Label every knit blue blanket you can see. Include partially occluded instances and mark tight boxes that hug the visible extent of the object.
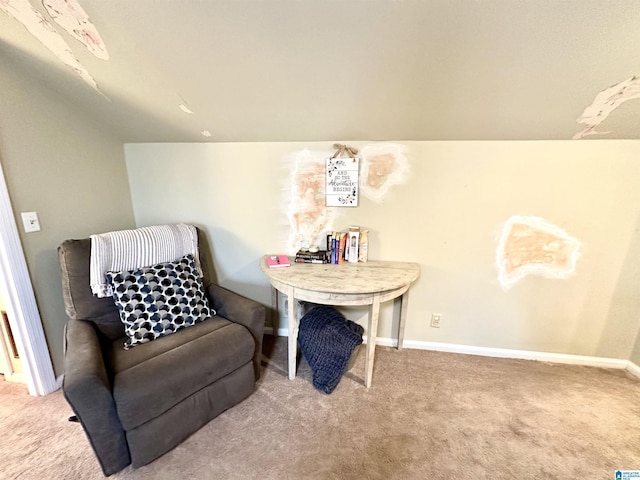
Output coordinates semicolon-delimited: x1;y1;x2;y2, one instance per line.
298;306;364;394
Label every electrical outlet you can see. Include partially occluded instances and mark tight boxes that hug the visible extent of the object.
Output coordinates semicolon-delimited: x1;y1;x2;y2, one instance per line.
21;211;41;233
430;313;442;328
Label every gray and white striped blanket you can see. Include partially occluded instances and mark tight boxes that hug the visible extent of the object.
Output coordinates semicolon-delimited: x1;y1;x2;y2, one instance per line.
90;223;202;298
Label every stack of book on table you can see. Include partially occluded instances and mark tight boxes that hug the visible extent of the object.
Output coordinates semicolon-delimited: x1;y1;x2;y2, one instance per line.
294;249;328;264
294;226;369;265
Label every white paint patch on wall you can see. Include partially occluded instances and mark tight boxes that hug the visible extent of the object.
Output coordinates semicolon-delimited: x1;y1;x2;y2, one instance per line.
0;0;102;93
574;75;640;139
284;149;338;253
42;0;108;60
497;215;581;290
359;143;410;202
284;143;411;253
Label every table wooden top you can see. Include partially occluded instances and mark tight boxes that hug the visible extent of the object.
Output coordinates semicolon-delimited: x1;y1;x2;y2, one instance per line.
260;257;420;294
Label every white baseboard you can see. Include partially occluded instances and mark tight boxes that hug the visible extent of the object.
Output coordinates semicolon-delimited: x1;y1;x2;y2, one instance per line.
627;361;640;379
267;327;290;337
393;338;629;370
4;371;27;384
271;328;636;373
264;326;280;336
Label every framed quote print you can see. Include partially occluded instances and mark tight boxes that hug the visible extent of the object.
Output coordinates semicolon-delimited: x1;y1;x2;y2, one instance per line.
326;157;359;207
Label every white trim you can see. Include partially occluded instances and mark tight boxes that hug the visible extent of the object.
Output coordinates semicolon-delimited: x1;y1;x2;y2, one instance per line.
5;372;27;384
0;161;57;395
0;313;15;380
392;339;629;370
275;328;633;372
0;310;23;383
272;327;289;337
627;361;640;379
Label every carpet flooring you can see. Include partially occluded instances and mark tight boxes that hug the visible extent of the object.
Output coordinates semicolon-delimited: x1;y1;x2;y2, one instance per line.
1;335;639;480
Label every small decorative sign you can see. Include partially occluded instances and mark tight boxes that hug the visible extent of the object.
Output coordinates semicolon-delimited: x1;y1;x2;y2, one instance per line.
326;157;359;206
326;144;360;207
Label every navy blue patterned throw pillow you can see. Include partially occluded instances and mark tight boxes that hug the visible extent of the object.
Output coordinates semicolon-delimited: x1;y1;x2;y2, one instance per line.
106;254;214;349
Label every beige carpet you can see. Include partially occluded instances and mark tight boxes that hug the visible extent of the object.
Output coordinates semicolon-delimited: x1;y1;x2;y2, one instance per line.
1;335;639;480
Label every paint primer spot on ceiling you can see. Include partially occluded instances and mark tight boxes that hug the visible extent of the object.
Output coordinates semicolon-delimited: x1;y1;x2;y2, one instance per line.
0;0;104;94
42;0;109;60
201;130;212;137
574;75;640;139
179;104;195;114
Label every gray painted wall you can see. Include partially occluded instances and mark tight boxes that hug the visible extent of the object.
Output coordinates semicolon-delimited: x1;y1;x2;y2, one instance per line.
2;49;640;382
125;141;640;362
0;60;135;376
632;332;640;365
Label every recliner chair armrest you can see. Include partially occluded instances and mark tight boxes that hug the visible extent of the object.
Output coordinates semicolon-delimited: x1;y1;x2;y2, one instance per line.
63;320;130;476
206;284;265;380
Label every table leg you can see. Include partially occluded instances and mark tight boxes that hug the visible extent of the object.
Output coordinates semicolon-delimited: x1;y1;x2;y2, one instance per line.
397;290;409;350
286;285;297;380
365;295;381;388
271;286;279;333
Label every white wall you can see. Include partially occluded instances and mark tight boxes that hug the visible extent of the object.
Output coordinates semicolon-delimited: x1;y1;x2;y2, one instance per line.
125;140;640;361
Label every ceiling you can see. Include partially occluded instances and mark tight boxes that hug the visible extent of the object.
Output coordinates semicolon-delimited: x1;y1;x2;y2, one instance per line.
1;0;639;143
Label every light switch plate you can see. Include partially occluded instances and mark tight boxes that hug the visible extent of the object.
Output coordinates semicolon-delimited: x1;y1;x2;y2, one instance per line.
21;211;41;233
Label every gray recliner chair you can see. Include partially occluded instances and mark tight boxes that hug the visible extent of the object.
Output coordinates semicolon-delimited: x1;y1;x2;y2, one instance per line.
58;238;264;476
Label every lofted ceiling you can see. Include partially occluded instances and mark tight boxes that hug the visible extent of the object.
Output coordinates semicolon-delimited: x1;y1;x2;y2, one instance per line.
1;0;639;143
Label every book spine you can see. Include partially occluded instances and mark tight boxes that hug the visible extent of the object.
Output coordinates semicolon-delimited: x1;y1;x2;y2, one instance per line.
359;229;369;262
331;236;337;264
348;227;360;263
